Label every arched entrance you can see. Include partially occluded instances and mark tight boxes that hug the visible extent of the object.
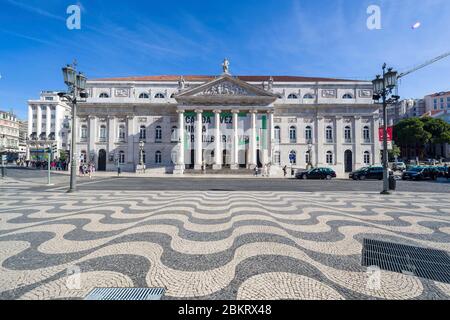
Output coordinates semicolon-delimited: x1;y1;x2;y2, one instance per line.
98;149;107;171
344;150;353;173
223;150;230;168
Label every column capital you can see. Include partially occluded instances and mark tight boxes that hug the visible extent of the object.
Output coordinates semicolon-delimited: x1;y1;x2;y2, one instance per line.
353;116;362;120
176;109;185;114
231;109;240;114
213;109;222;114
335;116;343;120
249;109;258;114
194;109;203;114
88;115;96;120
266;110;274;115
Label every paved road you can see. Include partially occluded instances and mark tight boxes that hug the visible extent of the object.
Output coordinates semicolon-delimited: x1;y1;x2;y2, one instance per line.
2;168;449;193
0;189;449;300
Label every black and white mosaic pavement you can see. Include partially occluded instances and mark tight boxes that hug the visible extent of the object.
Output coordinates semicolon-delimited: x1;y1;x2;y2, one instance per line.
0;187;449;300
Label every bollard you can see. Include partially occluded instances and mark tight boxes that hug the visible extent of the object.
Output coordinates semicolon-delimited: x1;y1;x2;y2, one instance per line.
389;175;396;191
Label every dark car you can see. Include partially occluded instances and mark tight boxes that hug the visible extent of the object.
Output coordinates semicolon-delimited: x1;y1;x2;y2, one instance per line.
434;166;448;178
350;166;392;180
402;167;438;181
296;168;336;180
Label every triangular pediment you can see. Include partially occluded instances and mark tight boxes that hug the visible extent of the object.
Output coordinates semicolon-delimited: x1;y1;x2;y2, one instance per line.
175;75;277;105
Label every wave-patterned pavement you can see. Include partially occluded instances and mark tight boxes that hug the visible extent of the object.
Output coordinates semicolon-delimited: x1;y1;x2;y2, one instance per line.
0;189;449;300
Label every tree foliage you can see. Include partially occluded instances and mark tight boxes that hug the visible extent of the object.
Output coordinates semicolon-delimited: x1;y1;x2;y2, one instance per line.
393;118;431;146
394;117;450;157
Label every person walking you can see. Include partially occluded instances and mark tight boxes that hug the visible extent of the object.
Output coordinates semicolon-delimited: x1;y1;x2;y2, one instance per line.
283;165;287;177
88;163;93;179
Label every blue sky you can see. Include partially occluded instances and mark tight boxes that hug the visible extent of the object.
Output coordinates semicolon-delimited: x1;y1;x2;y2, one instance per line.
1;0;449;119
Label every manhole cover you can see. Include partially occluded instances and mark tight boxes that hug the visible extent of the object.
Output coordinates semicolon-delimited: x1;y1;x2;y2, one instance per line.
85;287;165;300
362;238;450;284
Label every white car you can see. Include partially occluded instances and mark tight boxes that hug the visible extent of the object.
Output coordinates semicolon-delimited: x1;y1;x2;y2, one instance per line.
393;162;406;172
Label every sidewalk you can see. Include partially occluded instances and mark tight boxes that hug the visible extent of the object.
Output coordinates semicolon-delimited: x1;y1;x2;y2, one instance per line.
50;170;291;179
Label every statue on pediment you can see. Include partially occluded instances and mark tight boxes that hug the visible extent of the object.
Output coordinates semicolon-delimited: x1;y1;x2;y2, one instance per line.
268;76;274;91
178;76;185;90
222;58;230;75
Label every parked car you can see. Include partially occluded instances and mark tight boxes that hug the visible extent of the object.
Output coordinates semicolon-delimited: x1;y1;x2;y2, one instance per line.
392;162;406;172
434;166;448;178
402;166;438;181
296;168;336;180
349;166;393;180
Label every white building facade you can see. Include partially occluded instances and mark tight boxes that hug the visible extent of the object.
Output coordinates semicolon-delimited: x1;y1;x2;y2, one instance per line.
75;66;381;177
0;111;20;159
27;91;72;160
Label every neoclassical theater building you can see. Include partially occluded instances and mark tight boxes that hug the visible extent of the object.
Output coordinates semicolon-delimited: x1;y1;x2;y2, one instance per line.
75;61;381;177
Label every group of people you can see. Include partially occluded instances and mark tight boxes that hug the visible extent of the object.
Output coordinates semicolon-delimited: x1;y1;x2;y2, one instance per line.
79;162;96;179
254;163;272;177
16;159;69;171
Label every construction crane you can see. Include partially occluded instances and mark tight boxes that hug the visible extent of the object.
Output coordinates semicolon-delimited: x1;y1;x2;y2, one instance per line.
397;51;450;79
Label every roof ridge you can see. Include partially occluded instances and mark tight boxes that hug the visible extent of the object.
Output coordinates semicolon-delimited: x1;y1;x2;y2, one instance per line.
90;75;363;82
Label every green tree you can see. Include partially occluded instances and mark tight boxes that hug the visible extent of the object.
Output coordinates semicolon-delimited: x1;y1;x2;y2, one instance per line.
394;118;431;145
421;117;450;145
388;143;401;160
59;150;67;161
394;117;450;159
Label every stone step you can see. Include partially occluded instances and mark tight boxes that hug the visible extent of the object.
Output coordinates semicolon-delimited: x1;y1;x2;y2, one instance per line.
184;168;254;175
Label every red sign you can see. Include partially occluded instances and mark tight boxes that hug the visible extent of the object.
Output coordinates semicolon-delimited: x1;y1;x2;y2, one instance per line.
379;127;393;142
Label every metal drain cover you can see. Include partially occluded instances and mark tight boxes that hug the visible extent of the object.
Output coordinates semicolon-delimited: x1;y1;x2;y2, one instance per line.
362;238;450;284
85;287;165;300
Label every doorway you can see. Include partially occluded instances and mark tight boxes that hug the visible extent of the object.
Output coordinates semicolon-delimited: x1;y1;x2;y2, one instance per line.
344;150;353;173
98;149;107;171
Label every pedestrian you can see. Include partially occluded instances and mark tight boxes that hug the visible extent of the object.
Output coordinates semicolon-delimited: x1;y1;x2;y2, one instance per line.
283;165;287;177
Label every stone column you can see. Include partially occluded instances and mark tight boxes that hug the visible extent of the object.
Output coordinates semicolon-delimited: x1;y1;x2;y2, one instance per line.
316;116;324;166
46;106;51;140
107;116;115;156
36;105;42;139
354;116;362;168
213;110;222;170
88;116;96;163
267;110;274;165
249;110;258;169
194;109;203;170
28;105;33;137
174;110;185;174
231;110;240;170
335;116;343;168
372;116;381;165
127;116;135;167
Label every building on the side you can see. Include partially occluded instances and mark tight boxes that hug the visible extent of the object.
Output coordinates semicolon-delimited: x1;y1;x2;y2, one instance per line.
18;120;29;160
384;99;426;125
69;62;381;177
0;110;20;161
422;91;450;159
424;91;450;113
27;91;72;160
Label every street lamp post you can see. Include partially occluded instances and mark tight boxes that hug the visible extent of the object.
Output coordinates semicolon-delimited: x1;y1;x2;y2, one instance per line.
59;62;87;193
307;143;313;169
139;140;145;173
372;64;399;195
